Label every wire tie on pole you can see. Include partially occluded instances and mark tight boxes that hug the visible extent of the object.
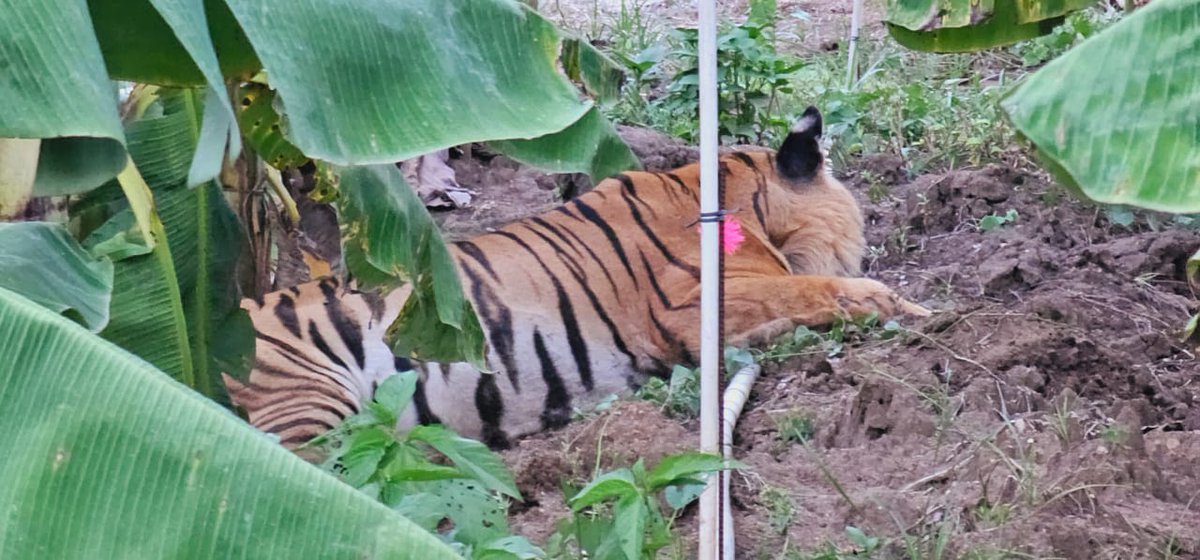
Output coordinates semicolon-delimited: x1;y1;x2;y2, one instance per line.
686;208;738;228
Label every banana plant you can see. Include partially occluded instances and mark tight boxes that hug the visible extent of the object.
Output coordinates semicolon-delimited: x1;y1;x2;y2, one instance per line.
884;0;1200;213
0;285;461;559
884;0;1096;52
0;0;644;555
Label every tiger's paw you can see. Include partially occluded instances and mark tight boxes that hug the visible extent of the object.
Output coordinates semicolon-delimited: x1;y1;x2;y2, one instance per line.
832;278;931;321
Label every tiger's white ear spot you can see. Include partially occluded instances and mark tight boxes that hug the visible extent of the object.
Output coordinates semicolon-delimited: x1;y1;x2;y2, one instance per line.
791;113;819;134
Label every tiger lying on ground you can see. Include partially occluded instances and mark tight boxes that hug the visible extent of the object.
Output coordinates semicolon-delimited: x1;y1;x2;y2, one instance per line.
224;107;929;451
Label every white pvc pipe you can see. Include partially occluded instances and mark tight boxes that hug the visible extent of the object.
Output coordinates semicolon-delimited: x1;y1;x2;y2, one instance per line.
722;363;761;558
696;0;722;556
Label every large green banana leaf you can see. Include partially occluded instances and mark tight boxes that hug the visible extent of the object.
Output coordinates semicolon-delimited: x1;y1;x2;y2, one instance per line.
82;89;253;399
90;0;242;185
0;286;460;560
0;0;127;195
884;0;1094;52
339;164;487;368
3;0;628;195
220;0;592;164
490;107;641;182
0;222;113;331
1002;0;1200;212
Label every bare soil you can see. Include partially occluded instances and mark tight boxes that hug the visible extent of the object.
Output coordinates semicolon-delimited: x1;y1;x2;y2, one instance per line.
432;2;1200;557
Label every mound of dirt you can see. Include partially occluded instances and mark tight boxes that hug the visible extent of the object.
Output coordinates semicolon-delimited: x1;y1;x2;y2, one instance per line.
440;126;1199;558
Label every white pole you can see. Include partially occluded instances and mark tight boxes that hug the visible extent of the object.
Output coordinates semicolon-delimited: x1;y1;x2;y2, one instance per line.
846;0;864;88
697;0;722;556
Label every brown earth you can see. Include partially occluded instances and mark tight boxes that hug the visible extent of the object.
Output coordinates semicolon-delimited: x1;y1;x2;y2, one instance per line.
435;127;1200;558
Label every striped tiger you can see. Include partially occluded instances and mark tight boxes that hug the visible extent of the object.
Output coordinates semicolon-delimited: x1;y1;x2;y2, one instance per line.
224;107;929;451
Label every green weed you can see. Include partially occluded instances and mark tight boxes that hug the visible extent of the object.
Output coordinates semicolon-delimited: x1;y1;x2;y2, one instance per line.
310;372;540;558
636;364;701;419
977;209;1019;232
973;500;1013;528
775;410;816;445
630;7;803;144
757;313;903;363
760;485;796;535
845;526;881;556
863;171;891;204
1101;423;1130;447
546;452;736;560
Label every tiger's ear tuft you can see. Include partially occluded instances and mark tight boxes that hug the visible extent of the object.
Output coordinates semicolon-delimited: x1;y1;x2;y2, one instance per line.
776;105;823;181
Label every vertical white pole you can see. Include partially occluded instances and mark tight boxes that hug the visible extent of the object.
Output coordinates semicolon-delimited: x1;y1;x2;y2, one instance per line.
697;0;721;557
846;0;864;88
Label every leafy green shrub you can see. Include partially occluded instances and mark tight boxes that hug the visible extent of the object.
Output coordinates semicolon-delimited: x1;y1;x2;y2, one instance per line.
653;19;803;144
547;453;735;560
311;372;541;558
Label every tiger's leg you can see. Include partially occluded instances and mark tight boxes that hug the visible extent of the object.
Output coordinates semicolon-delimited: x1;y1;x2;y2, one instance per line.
670;276;929;356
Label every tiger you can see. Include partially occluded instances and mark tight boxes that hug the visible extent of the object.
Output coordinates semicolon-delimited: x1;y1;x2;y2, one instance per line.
223;106;930;451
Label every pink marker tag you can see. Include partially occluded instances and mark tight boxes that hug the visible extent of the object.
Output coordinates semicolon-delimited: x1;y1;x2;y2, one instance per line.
696;216;745;255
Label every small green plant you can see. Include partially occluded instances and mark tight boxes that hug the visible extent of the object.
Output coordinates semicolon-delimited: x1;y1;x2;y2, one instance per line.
775;410;816;445
1154;534;1187;560
760;485;796;535
977;209;1019;232
546;452;736;560
1100;423;1130;447
1105;204;1137;227
574;392;621;421
845;526;881;556
973;500;1012;528
758;484;796;537
1104;204;1200;232
1049;392;1078;449
310;372;541;558
863;171;891;204
606;0;662;59
724;344;757;374
637;364;701;418
900;513;957;560
813;42;1018;174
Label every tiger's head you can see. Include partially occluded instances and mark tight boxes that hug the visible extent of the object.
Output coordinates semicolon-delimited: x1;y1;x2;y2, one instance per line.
725;106;865;277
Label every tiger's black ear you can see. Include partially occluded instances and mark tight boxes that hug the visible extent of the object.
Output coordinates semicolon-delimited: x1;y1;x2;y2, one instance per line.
776;106;823;181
